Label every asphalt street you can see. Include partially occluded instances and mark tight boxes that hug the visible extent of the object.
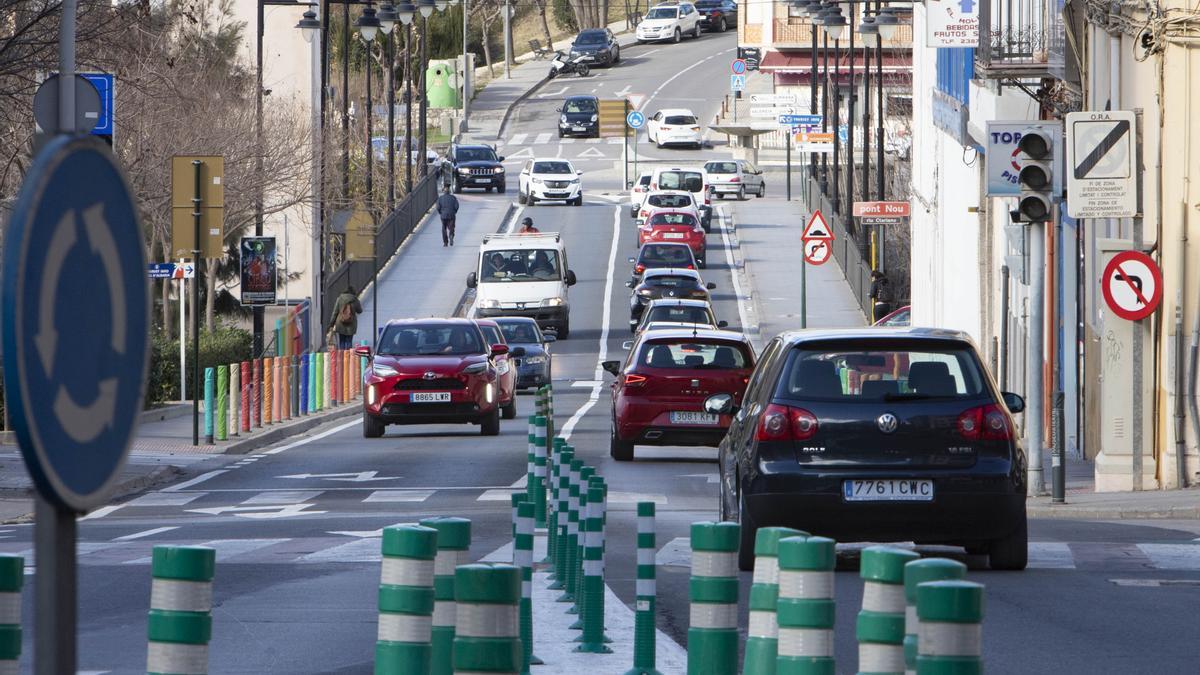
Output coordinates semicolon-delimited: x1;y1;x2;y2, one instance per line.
3;31;1198;674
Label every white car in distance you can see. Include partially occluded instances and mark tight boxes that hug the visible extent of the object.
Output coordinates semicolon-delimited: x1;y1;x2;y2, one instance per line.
703;159;767;200
646;109;703;149
518;159;584;206
629;170;652;211
636;2;703;43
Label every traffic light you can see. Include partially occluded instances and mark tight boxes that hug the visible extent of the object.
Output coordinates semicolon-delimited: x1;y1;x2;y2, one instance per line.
1014;129;1055;223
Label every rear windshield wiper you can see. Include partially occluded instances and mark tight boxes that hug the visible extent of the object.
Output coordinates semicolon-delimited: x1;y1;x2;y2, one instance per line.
882;392;938;401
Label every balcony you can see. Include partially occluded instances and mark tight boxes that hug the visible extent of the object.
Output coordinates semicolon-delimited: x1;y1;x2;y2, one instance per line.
771;19;913;49
976;0;1063;79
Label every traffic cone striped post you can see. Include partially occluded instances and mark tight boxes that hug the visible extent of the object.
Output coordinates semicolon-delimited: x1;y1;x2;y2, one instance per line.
775;535;836;675
624;502;660;675
419;516;472;675
557;459;583;603
569;466;595;617
687;521;740;675
857;547;920;675
274;356;284;420
453;563;521;674
240;361;251;432
203;367;214;444
902;559;966;675
576;476;611;653
147;545;215;675
915;581;984;675
331;349;340;406
549;447;575;590
228;363;239;437
532;416;548;528
744;527;808;675
375;524;438;675
314;352;323;411
324;351;333;409
264;357;274;425
0;554;24;674
514;499;542;673
215;366;228;441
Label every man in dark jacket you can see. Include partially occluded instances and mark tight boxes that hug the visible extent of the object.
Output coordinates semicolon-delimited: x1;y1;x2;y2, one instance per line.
436;185;460;246
330;285;363;349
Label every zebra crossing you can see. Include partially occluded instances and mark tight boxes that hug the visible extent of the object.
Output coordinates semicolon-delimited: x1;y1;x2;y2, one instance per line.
504;133;627;146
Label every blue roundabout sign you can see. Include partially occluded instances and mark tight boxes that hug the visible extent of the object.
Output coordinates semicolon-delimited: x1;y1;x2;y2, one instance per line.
626;111;646;129
1;135;149;511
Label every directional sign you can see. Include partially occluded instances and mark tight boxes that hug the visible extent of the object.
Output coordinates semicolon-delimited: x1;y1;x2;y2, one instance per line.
730;74;746;92
779;114;822;126
853;201;911;225
626;110;646;129
750;94;797;106
148;262;196;280
1101;250;1162;321
803;239;832;266
731;58;747;75
751;106;797;118
1;135;149;511
802;210;834;241
795;131;834;154
1066;110;1137;218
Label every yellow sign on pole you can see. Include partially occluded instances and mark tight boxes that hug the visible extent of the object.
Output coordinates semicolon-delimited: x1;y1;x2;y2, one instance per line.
345;209;376;261
171;155;225;259
598;99;630;138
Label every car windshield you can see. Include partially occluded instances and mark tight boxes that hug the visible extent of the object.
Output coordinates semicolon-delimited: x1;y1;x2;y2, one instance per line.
479;325;504;345
664;115;698;125
878;308;911;326
498;321;542;343
646;7;679;18
648;194;693;208
776;345;987;401
455;147;498;162
640;245;694;266
575;31;606;44
646;306;713;324
637;174;652;187
658;171;704;191
532;161;573;174
564;98;597;113
481;249;562;281
705;161;738;174
645;274;696;288
649;213;697;227
378;325;485;356
638;340;750;369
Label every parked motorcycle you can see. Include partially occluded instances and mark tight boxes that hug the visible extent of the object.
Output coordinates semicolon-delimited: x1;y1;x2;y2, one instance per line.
548;51;590;79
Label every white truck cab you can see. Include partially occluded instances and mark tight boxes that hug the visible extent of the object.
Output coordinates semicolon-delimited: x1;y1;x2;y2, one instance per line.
467;232;578;339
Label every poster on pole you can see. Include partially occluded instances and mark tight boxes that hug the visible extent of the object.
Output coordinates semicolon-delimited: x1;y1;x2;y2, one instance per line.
925;0;979;48
239;236;277;306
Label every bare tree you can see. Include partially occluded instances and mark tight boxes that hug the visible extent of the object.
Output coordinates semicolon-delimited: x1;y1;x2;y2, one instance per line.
477;0;501;76
530;0;555;51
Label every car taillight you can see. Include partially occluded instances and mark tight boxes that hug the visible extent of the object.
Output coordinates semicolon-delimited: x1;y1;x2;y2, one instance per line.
957;404;1011;441
640;210;649;218
635;264;645;273
690;127;700;131
729;177;740;182
623;373;648;387
757;404;818;441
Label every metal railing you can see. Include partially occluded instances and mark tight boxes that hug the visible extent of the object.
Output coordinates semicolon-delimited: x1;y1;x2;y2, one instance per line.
808;178;871;322
977;0;1057;77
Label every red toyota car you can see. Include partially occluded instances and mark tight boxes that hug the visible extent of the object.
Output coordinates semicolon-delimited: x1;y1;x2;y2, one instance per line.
602;328;755;460
638;210;707;267
474;318;520;419
357;318;511;438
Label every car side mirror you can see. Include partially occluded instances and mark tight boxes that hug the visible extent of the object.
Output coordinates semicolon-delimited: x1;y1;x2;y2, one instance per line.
706;282;717;290
704;393;736;416
466;272;478;288
621;340;634;350
626;181;634;188
717;320;729;328
1002;392;1025;414
491;344;510;356
566;270;577;286
510;346;527;357
542;334;557;343
354;345;372;358
601;360;621;376
628;257;636;264
625;280;634;288
498;156;506;162
577;170;584;175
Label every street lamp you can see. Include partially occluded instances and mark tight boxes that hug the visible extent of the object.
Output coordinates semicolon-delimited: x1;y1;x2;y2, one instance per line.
378;3;398;210
858;14;878;203
822;11;846;41
875;8;900;41
417;0;436;18
297;6;321;42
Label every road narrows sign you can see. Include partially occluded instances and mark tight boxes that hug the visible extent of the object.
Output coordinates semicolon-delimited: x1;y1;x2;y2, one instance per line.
1101;250;1161;321
1065;110;1137;218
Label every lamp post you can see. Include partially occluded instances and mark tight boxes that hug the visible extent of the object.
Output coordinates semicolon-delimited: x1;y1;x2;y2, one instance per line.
396;1;415;192
875;7;900;201
378;2;398;210
823;9;845;216
858;14;878;204
297;5;322;353
417;0;436;179
356;4;380;206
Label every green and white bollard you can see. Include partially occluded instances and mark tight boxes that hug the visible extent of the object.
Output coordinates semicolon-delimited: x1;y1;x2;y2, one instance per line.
514;499;542;673
531;416;548;528
147;545;215;675
544;383;555;443
420;516;472;675
0;554;23;674
902;559;966;675
575;476;611;653
557;458;583;602
687;521;740;675
376;524;438;675
915;580;984;675
776;535;836;675
569;466;595;617
624;502;661;675
453;563;522;675
744;527;808;675
549;447;575;590
857;547;920;675
544;437;566;568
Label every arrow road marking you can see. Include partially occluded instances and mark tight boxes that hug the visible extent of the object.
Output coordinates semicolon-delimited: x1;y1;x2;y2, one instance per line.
682;473;720;484
279;471;400;482
35;210;75;374
614;85;631;98
186;503;327;519
1114;263;1150;306
1074;120;1129;179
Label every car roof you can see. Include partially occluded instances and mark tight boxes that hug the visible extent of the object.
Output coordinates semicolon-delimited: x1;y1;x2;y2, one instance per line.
656;108;695;116
473;318;500;327
646;209;697;218
643;321;712;332
481;232;564;249
643;267;701;278
493;316;539;325
640;242;692;251
564;94;598;101
776;326;976;345
385;317;478;328
646;189;694;197
530;157;575;165
639;327;749;343
645;298;710;308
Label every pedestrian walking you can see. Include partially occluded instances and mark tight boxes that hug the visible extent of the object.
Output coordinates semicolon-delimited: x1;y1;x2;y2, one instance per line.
437;185;460;246
869;270;892;323
330;285;363;349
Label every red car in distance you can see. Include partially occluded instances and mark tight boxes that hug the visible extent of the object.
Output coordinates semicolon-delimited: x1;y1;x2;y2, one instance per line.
638;210;707;267
475;318;519;419
357;318;512;438
603;328;755;460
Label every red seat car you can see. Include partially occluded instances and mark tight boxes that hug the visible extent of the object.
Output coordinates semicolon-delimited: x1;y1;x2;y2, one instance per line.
474;318;520;419
357;318;511;438
602;328;755;460
638;210;707;267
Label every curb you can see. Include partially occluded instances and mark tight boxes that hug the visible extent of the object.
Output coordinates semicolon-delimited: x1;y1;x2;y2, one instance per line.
1027;501;1200;520
216;404;360;456
719;205;765;352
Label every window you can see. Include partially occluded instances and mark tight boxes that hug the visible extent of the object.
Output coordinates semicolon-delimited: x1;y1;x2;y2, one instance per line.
638;340;750;369
705;161;739;174
498;321;542;344
481;249;562;282
648;193;693;208
379;325;484;356
648;213;697;227
646;7;678;19
575;30;607;45
532;161;573;174
645;274;697;288
479;325;504;345
646;305;714;325
663;115;698;125
775;345;987;401
564;98;596;113
658;171;704;192
639;244;694;266
455;147;498;162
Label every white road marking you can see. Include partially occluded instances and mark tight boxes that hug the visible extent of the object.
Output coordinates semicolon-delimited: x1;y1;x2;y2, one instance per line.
186;503;327;519
682;473;720;484
576;147;607;159
160;469;229;492
606;492;668;504
300;538;382;563
717;206;754;341
639;48;661;58
571;380;604;387
1028;542;1076;569
113;526;179;541
643;46;736;111
202;538;290;562
560;138;576;144
534;132;552;145
586;137;601;143
1136;543;1200;570
363;489;436;503
481;542;513;563
537;86;567;99
508;133;528;146
614;85;631;97
263;419;358;455
655;537;693;567
279;471;399;482
329;528;385;538
477;488;521;501
127;492;206;507
80;505;124;521
241;490;323;505
560;204;621;440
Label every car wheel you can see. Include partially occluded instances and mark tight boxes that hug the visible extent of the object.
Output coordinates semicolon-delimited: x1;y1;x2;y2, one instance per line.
362;412;385;439
480;407;501;436
693;24;701;39
497;182;506;193
718;17;727;32
501;398;517;420
578;64;590;77
737;489;757;572
757;182;766;198
613;46;620;63
518;189;528;205
572;196;583;206
672;28;681;43
988;511;1028;570
557;319;570;340
453;178;463;194
558;130;564;138
737;186;746;201
610;420;634;461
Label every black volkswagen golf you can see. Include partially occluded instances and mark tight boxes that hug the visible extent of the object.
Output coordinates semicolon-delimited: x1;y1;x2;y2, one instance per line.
705;328;1029;571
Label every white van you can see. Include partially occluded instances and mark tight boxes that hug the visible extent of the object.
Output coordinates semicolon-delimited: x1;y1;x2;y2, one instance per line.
467;232;578;339
648;166;712;230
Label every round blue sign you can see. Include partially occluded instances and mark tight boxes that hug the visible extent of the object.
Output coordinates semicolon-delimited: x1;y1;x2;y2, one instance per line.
1;135;149;511
627;111;646;129
731;59;747;75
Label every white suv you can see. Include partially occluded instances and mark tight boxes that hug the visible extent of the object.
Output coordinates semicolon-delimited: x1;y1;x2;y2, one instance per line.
703;159;766;200
467;233;578;338
518;158;584;206
636;3;703;43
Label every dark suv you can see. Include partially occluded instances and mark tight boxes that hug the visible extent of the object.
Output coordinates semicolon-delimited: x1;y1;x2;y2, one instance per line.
696;0;736;32
443;143;506;193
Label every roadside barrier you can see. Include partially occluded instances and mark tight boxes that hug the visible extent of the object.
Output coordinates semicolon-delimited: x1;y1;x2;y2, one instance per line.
253;358;263;428
544;383;555;444
419;516;472;675
576;476;610;653
688;521;740;675
514;499;541;674
331;349;340;407
240;361;251;432
624;502;660;675
549;447;575;591
569;466;595;617
323;351;332;410
857;547;920;675
344;349;353;400
743;527;807;675
215;366;228;442
316;352;325;412
264;356;274;425
376;524;438;675
453;563;521;674
558;459;583;604
545;438;567;568
286;357;295;420
915;581;983;675
776;535;836;674
299;354;309;415
532;416;548;527
0;554;23;674
903;559;966;675
228;362;239;437
274;356;284;421
203;367;214;444
147;545;215;675
525;416;538;526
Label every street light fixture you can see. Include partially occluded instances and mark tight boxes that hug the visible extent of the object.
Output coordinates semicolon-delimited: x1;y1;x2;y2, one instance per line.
355;4;381;41
377;2;398;32
874;10;900;41
857;15;879;47
435;0;450;11
296;6;321;42
822;12;847;40
417;0;436;18
394;0;416;24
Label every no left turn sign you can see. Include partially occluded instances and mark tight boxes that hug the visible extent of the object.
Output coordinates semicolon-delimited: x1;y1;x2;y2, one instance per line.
1101;250;1162;321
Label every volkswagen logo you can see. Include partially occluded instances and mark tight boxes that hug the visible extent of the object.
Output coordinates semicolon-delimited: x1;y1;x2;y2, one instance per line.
423;371;438;380
876;413;899;434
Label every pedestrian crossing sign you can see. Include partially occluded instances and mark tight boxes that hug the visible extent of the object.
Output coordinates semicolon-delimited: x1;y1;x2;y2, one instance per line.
730;74;746;92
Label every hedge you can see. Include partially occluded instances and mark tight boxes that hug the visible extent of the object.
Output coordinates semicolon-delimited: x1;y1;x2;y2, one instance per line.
147;327;253;408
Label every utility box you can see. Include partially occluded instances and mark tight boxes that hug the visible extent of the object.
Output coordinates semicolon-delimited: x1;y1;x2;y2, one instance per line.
427;59;459;109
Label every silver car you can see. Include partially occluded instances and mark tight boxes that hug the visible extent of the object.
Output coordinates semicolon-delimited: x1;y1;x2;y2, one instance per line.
703;159;765;200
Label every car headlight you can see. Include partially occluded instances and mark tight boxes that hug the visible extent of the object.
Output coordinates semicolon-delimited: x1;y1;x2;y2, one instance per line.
569;178;580;184
638;289;653;297
367;384;378;406
532;177;544;184
478;299;501;309
540;297;565;307
561;115;568;124
524;355;547;365
372;363;398;377
463;362;489;375
590;114;598;122
457;167;471;174
495;167;505;174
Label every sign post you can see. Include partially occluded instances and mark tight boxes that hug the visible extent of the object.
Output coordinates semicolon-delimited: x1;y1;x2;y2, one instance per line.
853;201;911;273
627;109;645;181
799;210;836;327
